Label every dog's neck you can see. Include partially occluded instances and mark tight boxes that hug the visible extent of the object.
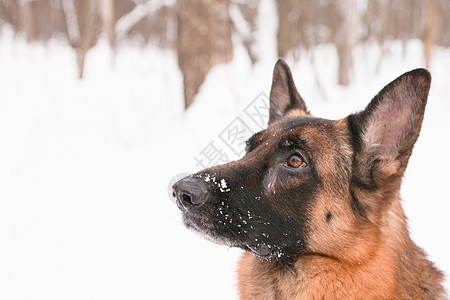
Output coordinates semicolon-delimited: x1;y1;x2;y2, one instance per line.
237;199;421;300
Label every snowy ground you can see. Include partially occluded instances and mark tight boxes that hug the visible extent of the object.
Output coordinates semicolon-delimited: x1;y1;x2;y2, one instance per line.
1;16;450;300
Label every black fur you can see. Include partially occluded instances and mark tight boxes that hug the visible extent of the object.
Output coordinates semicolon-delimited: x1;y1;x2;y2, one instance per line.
177;121;322;267
326;211;332;223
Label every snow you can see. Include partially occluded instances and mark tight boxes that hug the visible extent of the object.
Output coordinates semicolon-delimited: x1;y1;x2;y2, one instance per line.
1;10;450;300
220;179;227;189
219;178;230;192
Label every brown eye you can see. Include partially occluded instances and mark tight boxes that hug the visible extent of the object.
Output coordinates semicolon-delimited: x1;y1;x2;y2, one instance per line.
286;154;305;168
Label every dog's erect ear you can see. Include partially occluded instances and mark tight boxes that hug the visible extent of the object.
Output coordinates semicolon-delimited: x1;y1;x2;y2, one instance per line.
269;59;308;125
350;69;431;184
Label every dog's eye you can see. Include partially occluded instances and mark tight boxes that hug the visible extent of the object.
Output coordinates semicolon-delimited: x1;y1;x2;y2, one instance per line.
285;154;306;169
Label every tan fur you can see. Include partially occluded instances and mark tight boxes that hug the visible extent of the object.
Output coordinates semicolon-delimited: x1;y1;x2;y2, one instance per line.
285;108;310;118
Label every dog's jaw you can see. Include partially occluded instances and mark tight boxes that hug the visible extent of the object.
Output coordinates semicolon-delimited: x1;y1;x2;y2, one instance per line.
246;244;280;262
182;213;242;248
182;213;300;262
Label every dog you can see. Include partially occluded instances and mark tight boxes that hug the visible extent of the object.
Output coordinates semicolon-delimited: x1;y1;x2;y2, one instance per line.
172;59;446;299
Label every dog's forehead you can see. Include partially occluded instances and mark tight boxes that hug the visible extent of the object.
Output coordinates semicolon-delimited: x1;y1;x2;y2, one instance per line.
280;116;333;130
271;116;336;141
247;116;344;155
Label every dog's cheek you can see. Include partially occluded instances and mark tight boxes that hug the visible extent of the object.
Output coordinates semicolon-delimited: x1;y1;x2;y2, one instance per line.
263;167;304;198
262;169;317;242
304;190;380;264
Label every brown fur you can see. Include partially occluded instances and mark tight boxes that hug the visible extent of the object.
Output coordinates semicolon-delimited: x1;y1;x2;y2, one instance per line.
238;118;445;298
236;62;446;299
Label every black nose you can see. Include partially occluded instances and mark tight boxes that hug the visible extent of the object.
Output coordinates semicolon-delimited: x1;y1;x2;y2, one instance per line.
172;176;208;209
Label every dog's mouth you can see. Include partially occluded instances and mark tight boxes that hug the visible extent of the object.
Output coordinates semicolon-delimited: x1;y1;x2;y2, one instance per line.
247;243;274;257
182;210;281;257
181;211;242;247
179;200;295;259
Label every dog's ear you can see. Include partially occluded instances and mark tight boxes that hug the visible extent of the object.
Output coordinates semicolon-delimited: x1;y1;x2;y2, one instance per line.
269;59;308;125
349;69;431;185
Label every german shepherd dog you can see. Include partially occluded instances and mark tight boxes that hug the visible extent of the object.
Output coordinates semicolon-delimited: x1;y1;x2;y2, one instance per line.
173;59;446;299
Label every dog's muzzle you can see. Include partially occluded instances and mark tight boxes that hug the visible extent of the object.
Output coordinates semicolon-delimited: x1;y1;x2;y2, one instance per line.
172;176;208;210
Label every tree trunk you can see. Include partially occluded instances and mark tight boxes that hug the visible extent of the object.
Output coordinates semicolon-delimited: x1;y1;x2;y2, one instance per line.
77;0;93;78
177;0;233;109
20;0;37;42
100;0;115;50
424;0;439;69
336;0;358;86
276;0;303;60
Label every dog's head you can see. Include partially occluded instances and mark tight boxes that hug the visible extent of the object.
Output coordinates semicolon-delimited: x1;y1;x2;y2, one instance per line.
173;59;430;266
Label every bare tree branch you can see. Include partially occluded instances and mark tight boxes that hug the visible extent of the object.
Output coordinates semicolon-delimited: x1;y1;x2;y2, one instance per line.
115;0;175;42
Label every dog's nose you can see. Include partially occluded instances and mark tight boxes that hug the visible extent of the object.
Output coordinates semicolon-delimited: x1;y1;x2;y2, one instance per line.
172;176;208;209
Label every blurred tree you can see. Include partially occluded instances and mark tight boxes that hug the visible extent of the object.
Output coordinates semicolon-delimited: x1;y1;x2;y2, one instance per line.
62;0;96;79
1;0;450;85
229;0;259;64
62;0;80;45
20;0;38;41
114;0;176;48
10;0;64;42
177;0;233;109
100;0;115;50
424;0;440;68
276;0;303;60
75;0;94;79
438;0;450;46
276;0;338;60
0;0;21;30
336;0;358;85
